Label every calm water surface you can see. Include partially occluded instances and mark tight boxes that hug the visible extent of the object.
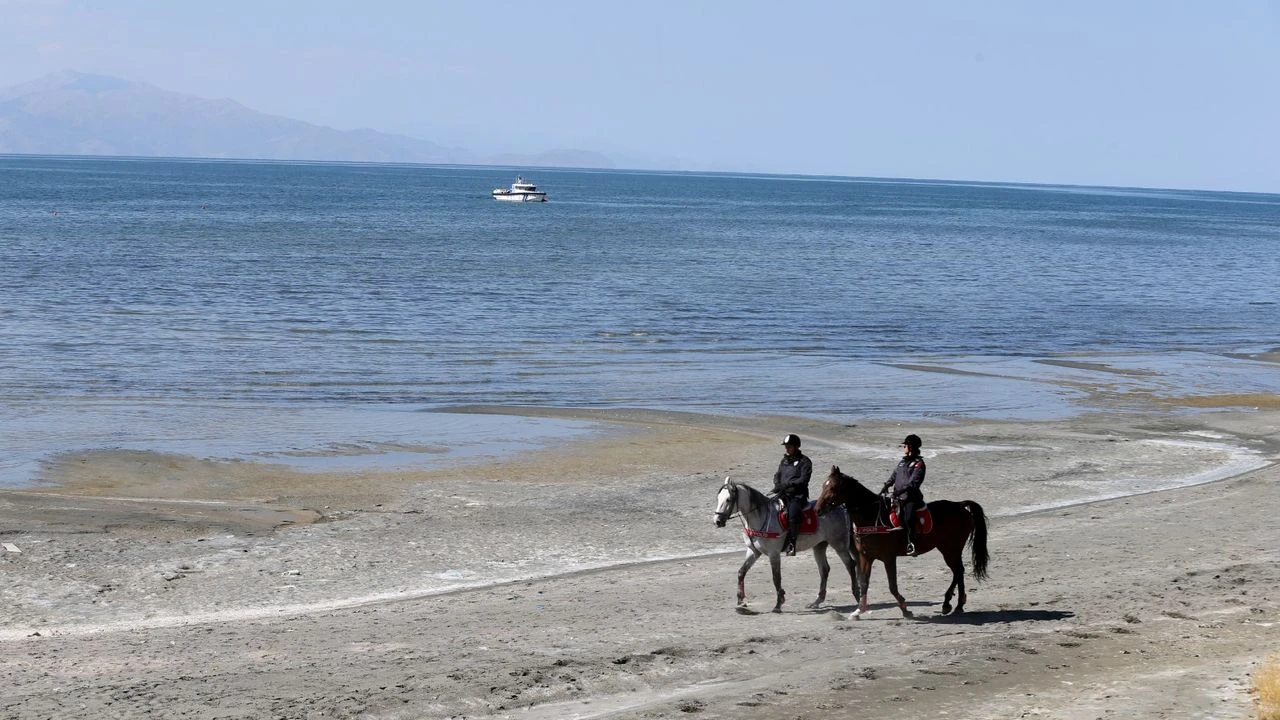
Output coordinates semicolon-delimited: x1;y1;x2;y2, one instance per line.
2;157;1278;483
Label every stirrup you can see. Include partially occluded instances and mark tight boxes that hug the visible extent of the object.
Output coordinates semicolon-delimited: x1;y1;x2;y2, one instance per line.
905;542;916;556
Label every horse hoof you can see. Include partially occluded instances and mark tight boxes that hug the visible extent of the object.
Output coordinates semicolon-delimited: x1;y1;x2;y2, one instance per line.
902;610;915;619
771;607;783;614
805;600;821;610
941;604;952;615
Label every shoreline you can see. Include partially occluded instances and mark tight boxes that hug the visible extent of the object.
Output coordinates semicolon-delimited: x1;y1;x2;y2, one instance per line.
13;402;1276;510
3;344;1277;489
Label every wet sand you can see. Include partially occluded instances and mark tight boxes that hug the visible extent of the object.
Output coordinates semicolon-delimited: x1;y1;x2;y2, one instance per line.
1;407;1278;718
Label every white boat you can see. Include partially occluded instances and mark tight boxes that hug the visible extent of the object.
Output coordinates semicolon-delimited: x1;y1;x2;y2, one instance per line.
492;176;548;202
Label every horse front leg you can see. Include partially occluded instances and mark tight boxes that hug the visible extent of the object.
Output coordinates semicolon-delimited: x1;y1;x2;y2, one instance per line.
883;556;913;619
769;551;786;613
806;542;831;609
737;548;760;606
848;554;874;618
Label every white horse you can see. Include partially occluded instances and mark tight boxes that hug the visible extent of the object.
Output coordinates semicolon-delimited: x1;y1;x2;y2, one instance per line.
712;476;861;613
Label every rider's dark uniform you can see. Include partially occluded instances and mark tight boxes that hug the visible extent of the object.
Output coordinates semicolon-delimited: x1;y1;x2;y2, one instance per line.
884;452;926;553
773;449;812;555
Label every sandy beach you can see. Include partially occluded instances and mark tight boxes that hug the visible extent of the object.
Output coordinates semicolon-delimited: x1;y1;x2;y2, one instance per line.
2;404;1278;719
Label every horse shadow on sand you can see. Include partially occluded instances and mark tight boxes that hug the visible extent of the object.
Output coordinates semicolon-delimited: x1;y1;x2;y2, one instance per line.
804;602;1074;625
923;607;1074;625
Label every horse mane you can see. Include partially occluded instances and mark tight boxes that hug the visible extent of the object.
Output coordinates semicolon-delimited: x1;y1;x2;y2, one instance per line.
732;480;771;508
829;466;880;507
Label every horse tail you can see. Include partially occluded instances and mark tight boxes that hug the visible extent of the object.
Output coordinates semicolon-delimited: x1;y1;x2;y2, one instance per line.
962;500;990;581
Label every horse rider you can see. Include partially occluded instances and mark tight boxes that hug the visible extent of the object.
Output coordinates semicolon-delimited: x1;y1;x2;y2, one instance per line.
882;433;926;555
773;433;812;556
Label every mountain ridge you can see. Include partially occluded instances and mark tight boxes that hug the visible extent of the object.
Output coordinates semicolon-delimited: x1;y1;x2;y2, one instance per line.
0;71;620;169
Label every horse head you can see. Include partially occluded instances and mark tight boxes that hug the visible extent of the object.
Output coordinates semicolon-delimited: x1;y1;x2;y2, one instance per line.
814;465;844;515
816;465;879;516
713;476;737;527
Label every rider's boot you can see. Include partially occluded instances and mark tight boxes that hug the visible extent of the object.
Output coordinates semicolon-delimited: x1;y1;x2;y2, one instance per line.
783;533;797;556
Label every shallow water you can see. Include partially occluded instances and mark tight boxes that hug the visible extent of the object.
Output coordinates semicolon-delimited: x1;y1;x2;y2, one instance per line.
2;157;1278;483
0;401;601;487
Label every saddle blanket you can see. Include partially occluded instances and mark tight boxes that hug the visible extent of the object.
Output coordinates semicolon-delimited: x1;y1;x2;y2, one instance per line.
857;506;935;536
743;502;820;539
889;506;934;535
777;503;819;535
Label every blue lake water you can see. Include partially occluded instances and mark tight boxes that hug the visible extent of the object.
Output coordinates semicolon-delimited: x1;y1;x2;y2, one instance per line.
2;156;1278;484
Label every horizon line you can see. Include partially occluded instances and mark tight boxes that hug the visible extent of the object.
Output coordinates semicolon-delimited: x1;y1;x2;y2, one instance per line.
3;152;1278;200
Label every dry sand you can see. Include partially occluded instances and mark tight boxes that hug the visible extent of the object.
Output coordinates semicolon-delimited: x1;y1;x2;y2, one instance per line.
2;406;1278;719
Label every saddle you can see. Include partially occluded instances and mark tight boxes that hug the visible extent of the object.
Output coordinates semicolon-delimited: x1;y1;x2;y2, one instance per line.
889;505;934;535
776;501;819;535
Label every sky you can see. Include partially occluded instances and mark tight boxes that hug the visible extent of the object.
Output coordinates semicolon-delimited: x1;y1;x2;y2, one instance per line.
2;0;1279;193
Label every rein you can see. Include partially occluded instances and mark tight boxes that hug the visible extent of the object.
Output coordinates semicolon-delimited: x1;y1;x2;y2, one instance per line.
719;482;776;534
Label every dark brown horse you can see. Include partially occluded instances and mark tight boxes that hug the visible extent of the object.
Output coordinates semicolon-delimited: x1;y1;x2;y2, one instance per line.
815;465;988;618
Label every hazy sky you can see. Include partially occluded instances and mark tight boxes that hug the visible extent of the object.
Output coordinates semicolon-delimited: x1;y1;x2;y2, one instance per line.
3;0;1279;192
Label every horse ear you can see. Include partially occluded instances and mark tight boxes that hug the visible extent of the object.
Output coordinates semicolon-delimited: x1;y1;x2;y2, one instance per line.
723;475;731;486
831;465;840;473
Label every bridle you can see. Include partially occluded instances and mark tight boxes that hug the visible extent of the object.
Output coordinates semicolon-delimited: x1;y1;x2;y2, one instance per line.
815;476;839;516
714;482;741;527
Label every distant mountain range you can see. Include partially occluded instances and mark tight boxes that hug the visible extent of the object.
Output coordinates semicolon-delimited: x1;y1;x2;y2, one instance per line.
0;71;622;169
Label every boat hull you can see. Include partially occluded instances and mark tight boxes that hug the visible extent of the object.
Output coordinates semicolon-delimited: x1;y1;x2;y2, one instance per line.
492;191;548;202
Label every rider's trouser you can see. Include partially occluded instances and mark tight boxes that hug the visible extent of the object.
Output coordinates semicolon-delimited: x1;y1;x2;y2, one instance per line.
783;495;805;548
897;497;921;547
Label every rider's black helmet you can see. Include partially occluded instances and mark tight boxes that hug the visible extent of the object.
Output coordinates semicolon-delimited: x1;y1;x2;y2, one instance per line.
781;434;801;448
902;434;922;451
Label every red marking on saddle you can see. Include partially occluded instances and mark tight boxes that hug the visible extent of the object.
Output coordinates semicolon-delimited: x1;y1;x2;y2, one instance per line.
777;506;819;534
744;528;781;539
888;507;934;534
